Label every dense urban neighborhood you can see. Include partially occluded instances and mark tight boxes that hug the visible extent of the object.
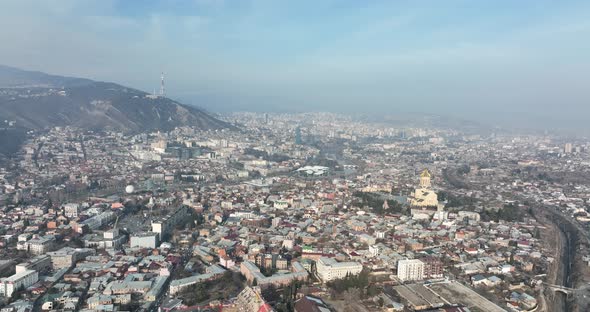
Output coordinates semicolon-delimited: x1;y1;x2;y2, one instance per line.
1;112;590;312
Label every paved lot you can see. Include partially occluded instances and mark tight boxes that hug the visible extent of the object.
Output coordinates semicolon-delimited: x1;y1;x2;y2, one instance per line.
427;281;507;312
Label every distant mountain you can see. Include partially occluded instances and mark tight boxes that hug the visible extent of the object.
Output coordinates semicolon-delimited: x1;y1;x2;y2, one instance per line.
0;65;93;88
0;65;233;133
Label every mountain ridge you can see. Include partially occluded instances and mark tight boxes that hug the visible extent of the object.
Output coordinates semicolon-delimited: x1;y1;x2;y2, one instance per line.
0;65;233;133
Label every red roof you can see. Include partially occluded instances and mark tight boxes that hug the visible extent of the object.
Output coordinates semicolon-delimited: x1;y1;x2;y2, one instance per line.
258;303;273;312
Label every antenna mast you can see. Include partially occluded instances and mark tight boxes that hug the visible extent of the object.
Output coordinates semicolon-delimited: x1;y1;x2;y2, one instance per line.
159;72;165;96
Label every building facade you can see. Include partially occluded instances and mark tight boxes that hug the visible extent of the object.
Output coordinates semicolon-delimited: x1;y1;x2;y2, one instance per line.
130;232;160;249
27;235;56;255
0;269;39;297
397;259;425;282
316;257;363;282
422;257;444;279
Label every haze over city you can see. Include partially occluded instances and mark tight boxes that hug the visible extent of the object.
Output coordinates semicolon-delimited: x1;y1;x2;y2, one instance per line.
2;2;590;312
1;0;590;129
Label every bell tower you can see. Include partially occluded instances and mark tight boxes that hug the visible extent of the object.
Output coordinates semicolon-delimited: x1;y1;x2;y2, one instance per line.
419;169;431;188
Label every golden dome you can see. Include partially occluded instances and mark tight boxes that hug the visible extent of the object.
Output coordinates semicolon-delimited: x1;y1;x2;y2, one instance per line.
420;169;431;178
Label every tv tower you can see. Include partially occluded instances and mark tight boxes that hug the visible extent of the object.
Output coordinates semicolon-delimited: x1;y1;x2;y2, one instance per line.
159;72;165;96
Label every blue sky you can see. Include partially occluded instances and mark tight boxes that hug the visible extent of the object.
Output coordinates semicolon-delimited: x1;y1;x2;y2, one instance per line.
1;0;590;125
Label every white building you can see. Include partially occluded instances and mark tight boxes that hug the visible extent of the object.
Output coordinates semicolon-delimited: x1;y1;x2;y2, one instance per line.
64;203;80;218
17;233;32;242
282;239;294;250
130;232;160;249
77;211;116;233
369;245;380;257
103;229;127;249
316;257;363;282
16;255;51;273
219;257;235;268
397;259;424;282
273;200;289;209
47;247;95;269
0;269;39;297
27;235;56;255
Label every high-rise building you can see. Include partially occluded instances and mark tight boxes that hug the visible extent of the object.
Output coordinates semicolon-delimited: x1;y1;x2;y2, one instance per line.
397;259;424;282
565;143;573;154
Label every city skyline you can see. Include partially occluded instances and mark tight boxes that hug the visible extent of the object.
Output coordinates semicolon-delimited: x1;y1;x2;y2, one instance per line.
3;2;590;311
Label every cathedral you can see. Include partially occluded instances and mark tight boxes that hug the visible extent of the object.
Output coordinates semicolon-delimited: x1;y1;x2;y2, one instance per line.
410;169;446;220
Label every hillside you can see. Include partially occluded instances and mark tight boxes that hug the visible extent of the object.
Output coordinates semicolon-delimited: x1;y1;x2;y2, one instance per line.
0;65;232;133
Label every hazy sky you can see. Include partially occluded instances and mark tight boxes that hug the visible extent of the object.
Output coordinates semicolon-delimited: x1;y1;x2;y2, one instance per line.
1;0;590;124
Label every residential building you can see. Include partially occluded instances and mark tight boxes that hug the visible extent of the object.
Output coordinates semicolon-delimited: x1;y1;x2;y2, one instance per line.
0;270;39;297
27;235;56;255
130;232;160;249
316;257;363;282
397;259;424;282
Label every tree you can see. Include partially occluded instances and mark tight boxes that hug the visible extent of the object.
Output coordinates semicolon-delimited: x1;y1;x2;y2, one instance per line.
181;282;209;305
497;203;522;222
343;288;361;303
326;268;370;295
438;191;448;202
366;284;380;297
457;164;471;175
352;192;405;215
261;285;280;303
